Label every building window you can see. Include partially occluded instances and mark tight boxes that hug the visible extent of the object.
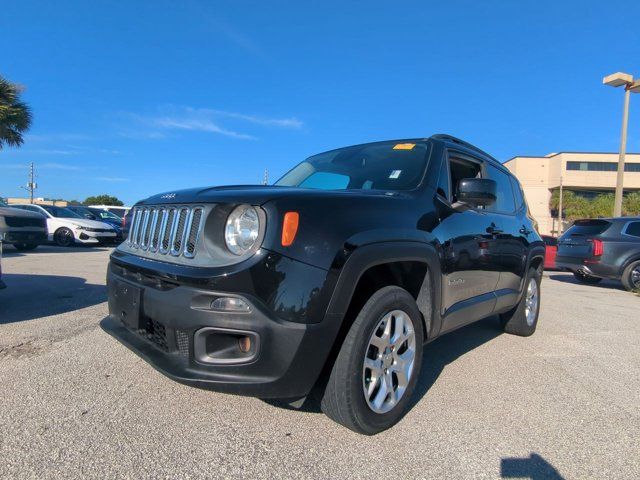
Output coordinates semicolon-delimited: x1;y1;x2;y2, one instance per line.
566;161;640;172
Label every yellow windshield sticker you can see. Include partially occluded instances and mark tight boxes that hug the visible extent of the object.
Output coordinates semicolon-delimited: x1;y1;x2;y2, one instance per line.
393;143;416;150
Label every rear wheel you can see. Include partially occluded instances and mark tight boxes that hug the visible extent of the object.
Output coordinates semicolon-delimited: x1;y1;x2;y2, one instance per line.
13;243;38;251
572;271;602;284
500;267;541;337
54;227;75;247
621;260;640;292
321;286;424;435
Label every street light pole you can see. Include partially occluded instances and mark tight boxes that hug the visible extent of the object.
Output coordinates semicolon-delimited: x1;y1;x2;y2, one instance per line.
613;87;631;217
603;72;639;217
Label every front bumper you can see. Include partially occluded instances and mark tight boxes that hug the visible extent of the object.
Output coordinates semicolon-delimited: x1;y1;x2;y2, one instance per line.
76;231;117;244
2;230;47;244
101;251;341;399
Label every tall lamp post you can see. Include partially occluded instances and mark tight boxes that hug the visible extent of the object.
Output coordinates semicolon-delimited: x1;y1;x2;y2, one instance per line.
603;72;640;217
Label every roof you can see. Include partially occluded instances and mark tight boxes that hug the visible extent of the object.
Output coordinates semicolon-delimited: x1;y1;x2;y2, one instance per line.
504;151;640;163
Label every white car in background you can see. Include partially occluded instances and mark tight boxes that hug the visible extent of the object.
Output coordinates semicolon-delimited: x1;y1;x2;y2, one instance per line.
11;204;116;247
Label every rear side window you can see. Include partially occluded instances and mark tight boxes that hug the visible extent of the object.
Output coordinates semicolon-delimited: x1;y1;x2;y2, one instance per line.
486;164;516;214
564;219;611;236
624;221;640;237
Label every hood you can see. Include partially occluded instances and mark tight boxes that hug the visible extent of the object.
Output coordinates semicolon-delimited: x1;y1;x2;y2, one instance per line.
0;206;46;219
65;218;114;229
138;184;403;206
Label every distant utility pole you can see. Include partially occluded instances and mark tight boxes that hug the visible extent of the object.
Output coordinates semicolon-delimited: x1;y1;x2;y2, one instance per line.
20;162;37;203
262;168;269;186
558;175;564;235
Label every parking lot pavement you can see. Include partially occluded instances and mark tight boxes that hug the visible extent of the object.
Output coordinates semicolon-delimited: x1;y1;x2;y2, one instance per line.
0;246;638;479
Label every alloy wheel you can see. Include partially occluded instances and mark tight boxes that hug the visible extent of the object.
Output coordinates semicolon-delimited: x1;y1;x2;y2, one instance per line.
525;278;539;326
631;266;640;289
362;310;416;414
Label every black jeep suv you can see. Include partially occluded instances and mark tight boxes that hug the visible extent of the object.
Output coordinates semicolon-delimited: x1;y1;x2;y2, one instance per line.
102;135;544;434
556;217;640;291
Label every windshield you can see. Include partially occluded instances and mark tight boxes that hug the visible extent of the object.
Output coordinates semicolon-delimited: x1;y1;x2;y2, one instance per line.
41;205;82;218
89;208;121;220
275;141;430;191
562;219;611;237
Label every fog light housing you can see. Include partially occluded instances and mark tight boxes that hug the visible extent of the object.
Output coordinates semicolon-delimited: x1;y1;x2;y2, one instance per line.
210;297;251;313
238;336;251;353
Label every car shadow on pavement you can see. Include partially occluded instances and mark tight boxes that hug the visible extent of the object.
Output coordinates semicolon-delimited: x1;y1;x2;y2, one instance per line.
266;315;503;414
0;273;105;324
501;453;565;479
2;244;113;258
547;273;623;291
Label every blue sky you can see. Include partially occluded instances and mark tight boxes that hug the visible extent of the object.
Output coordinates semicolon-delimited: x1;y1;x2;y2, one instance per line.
2;0;640;205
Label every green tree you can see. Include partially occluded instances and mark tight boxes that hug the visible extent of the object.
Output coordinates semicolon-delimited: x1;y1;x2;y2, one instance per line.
0;76;32;150
83;194;124;206
623;192;640;216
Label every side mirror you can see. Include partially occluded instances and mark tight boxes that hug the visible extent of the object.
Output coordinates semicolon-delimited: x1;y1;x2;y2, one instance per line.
453;178;496;211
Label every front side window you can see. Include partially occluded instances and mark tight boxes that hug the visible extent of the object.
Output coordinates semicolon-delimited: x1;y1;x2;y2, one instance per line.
276;141;430;191
486;165;516;214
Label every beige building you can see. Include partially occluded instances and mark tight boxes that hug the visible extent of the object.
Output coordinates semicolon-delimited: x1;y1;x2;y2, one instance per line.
504;152;640;235
6;198;68;206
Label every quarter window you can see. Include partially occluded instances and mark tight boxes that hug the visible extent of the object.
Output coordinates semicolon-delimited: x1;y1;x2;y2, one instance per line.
625;222;640;237
486;165;516;214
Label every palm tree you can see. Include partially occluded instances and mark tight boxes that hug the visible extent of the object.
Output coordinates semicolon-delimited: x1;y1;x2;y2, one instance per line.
0;76;32;150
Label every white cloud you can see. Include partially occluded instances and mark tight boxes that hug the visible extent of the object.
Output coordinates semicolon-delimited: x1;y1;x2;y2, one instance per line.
94;176;130;183
199;109;303;129
154;117;256;140
40;163;85;171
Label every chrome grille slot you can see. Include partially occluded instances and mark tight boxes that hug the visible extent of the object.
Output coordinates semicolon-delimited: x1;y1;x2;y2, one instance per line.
161;208;176;254
136;208;149;247
127;209;139;244
170;208;189;256
150;208;165;252
184;207;203;258
125;204;205;260
141;207;156;250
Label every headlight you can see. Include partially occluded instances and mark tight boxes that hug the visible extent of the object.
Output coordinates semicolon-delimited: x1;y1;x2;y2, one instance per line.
225;205;260;256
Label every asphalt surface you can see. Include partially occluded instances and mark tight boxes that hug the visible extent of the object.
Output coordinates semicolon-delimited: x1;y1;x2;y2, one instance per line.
0;245;638;479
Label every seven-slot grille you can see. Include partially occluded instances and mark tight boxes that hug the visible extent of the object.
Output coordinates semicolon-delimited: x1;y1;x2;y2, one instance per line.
127;205;204;258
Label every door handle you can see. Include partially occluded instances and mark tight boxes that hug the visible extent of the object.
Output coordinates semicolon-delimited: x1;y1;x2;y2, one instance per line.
486;225;503;235
519;226;532;236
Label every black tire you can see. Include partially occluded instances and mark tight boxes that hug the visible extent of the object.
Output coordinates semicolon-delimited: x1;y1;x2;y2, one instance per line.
13;243;38;251
321;286;424;435
621;260;640;292
54;227;75;247
500;267;541;337
572;271;602;284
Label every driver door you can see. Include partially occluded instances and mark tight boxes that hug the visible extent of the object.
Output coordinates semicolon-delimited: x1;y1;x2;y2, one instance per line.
432;152;500;333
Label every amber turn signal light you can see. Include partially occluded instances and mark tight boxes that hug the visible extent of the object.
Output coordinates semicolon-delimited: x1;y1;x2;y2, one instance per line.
281;212;299;246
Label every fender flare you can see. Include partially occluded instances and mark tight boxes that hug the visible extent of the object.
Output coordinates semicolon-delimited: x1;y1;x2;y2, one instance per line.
324;241;442;340
619;254;640;277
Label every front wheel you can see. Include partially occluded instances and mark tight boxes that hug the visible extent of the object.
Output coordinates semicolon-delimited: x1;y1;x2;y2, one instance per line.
572;271;602;284
321;286;424;435
54;227;75;247
13;243;38;251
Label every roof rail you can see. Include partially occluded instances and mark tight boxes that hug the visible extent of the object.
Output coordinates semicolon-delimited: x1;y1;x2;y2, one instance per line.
430;134;497;161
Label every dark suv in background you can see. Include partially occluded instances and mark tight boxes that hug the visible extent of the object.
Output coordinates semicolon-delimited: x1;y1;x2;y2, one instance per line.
102;135;544;434
556;217;640;291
